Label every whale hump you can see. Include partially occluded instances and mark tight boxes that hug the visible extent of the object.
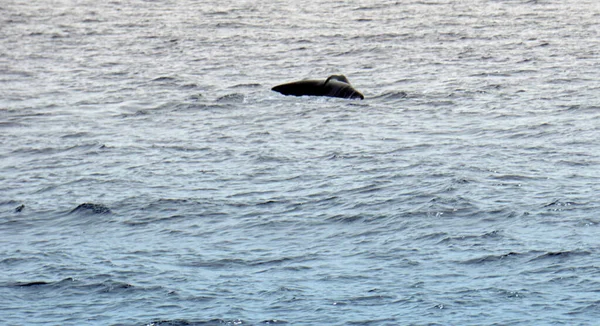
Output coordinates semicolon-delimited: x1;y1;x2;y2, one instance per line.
324;75;351;85
272;75;363;100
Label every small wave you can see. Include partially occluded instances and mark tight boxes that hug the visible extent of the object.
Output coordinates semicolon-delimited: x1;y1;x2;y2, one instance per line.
173;103;228;112
543;199;580;208
229;83;262;89
0;121;25;128
260;320;288;324
181;83;200;89
414;231;449;241
60;132;90;139
438;230;504;244
145;319;244;326
529;250;591;262
461;252;522;264
97;280;136;293
347;318;398;325
0;200;24;207
14;281;51;287
152;76;177;82
370;91;408;100
216;93;245;103
11;142;102;156
151;144;212;153
10;277;75;288
490;174;539;181
119;110;151;118
348;294;397;304
326;214;364;223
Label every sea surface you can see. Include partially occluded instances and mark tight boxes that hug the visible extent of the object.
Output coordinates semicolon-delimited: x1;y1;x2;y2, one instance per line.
1;0;600;325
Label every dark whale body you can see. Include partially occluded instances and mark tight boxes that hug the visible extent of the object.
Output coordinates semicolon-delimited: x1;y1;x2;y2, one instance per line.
272;75;364;100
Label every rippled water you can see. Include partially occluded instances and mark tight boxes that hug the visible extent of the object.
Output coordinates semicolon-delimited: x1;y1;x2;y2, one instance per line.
2;0;600;325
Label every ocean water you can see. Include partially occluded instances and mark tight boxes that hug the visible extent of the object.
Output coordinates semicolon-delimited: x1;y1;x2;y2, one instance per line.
1;0;600;324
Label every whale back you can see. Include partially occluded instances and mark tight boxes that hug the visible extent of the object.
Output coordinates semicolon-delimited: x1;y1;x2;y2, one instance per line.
271;80;329;97
272;75;364;100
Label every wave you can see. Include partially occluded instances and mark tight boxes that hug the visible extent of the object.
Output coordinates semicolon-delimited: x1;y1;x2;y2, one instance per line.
216;93;245;103
142;319;248;326
460;249;592;265
529;250;592;262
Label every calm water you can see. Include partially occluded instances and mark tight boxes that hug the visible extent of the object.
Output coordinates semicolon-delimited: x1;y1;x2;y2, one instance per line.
2;0;600;325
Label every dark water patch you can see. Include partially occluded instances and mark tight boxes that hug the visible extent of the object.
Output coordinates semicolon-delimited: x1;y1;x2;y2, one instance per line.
70;203;112;214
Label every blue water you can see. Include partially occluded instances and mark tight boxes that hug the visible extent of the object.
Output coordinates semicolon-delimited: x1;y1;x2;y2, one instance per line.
2;0;600;325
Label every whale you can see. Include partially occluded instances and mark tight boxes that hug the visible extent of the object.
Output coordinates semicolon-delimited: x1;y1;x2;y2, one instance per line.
272;75;364;100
